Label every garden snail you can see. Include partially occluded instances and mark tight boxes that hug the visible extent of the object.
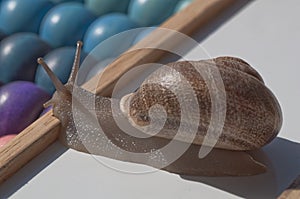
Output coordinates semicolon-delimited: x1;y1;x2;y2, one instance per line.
37;41;282;176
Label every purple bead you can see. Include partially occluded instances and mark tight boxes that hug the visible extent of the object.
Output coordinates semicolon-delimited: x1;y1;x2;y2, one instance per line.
39;106;52;117
0;81;50;136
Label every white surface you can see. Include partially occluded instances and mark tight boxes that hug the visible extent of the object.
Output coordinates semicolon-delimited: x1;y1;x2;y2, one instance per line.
1;1;300;198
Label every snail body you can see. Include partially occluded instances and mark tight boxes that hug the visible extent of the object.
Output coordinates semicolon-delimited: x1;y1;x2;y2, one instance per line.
38;42;282;176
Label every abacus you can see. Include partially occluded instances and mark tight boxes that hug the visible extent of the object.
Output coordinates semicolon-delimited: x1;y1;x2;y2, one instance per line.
0;0;298;198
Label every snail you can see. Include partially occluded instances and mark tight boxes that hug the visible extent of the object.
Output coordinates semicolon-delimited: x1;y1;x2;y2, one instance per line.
37;41;282;176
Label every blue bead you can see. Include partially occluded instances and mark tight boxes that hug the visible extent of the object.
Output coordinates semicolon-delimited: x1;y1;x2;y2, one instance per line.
35;47;86;94
128;0;180;26
39;2;96;48
174;0;193;13
50;0;83;3
0;33;52;83
84;57;116;82
0;30;6;41
0;0;54;34
83;13;138;53
85;0;130;16
132;27;156;45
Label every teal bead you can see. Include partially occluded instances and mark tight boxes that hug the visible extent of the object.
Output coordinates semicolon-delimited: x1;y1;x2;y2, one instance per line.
0;31;6;41
128;0;180;26
132;27;156;45
84;57;115;82
39;2;96;48
174;0;194;13
0;33;52;83
85;0;130;16
35;47;86;94
83;13;138;53
0;0;54;34
50;0;83;3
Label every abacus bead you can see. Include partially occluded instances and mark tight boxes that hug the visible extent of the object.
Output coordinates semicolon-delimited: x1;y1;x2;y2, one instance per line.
132;27;156;45
84;57;115;82
50;0;83;3
128;0;180;26
39;106;52;117
85;0;130;16
0;134;17;147
0;33;52;83
0;0;54;34
174;0;194;13
39;2;96;48
0;81;50;136
35;47;86;94
83;13;138;52
0;30;6;41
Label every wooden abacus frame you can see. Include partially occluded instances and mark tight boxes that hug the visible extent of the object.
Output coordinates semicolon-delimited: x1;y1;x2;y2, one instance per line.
0;0;297;198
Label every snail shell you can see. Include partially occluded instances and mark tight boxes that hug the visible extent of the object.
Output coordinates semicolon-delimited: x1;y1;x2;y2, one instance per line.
38;42;282;176
120;57;282;151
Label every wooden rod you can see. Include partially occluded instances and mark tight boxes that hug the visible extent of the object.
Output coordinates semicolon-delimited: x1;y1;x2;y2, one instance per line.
0;0;235;183
0;111;60;183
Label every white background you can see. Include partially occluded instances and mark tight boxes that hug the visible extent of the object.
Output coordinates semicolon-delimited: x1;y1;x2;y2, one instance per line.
1;0;300;198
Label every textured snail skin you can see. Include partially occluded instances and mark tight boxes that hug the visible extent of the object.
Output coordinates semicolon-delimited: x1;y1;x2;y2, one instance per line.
39;42;282;176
